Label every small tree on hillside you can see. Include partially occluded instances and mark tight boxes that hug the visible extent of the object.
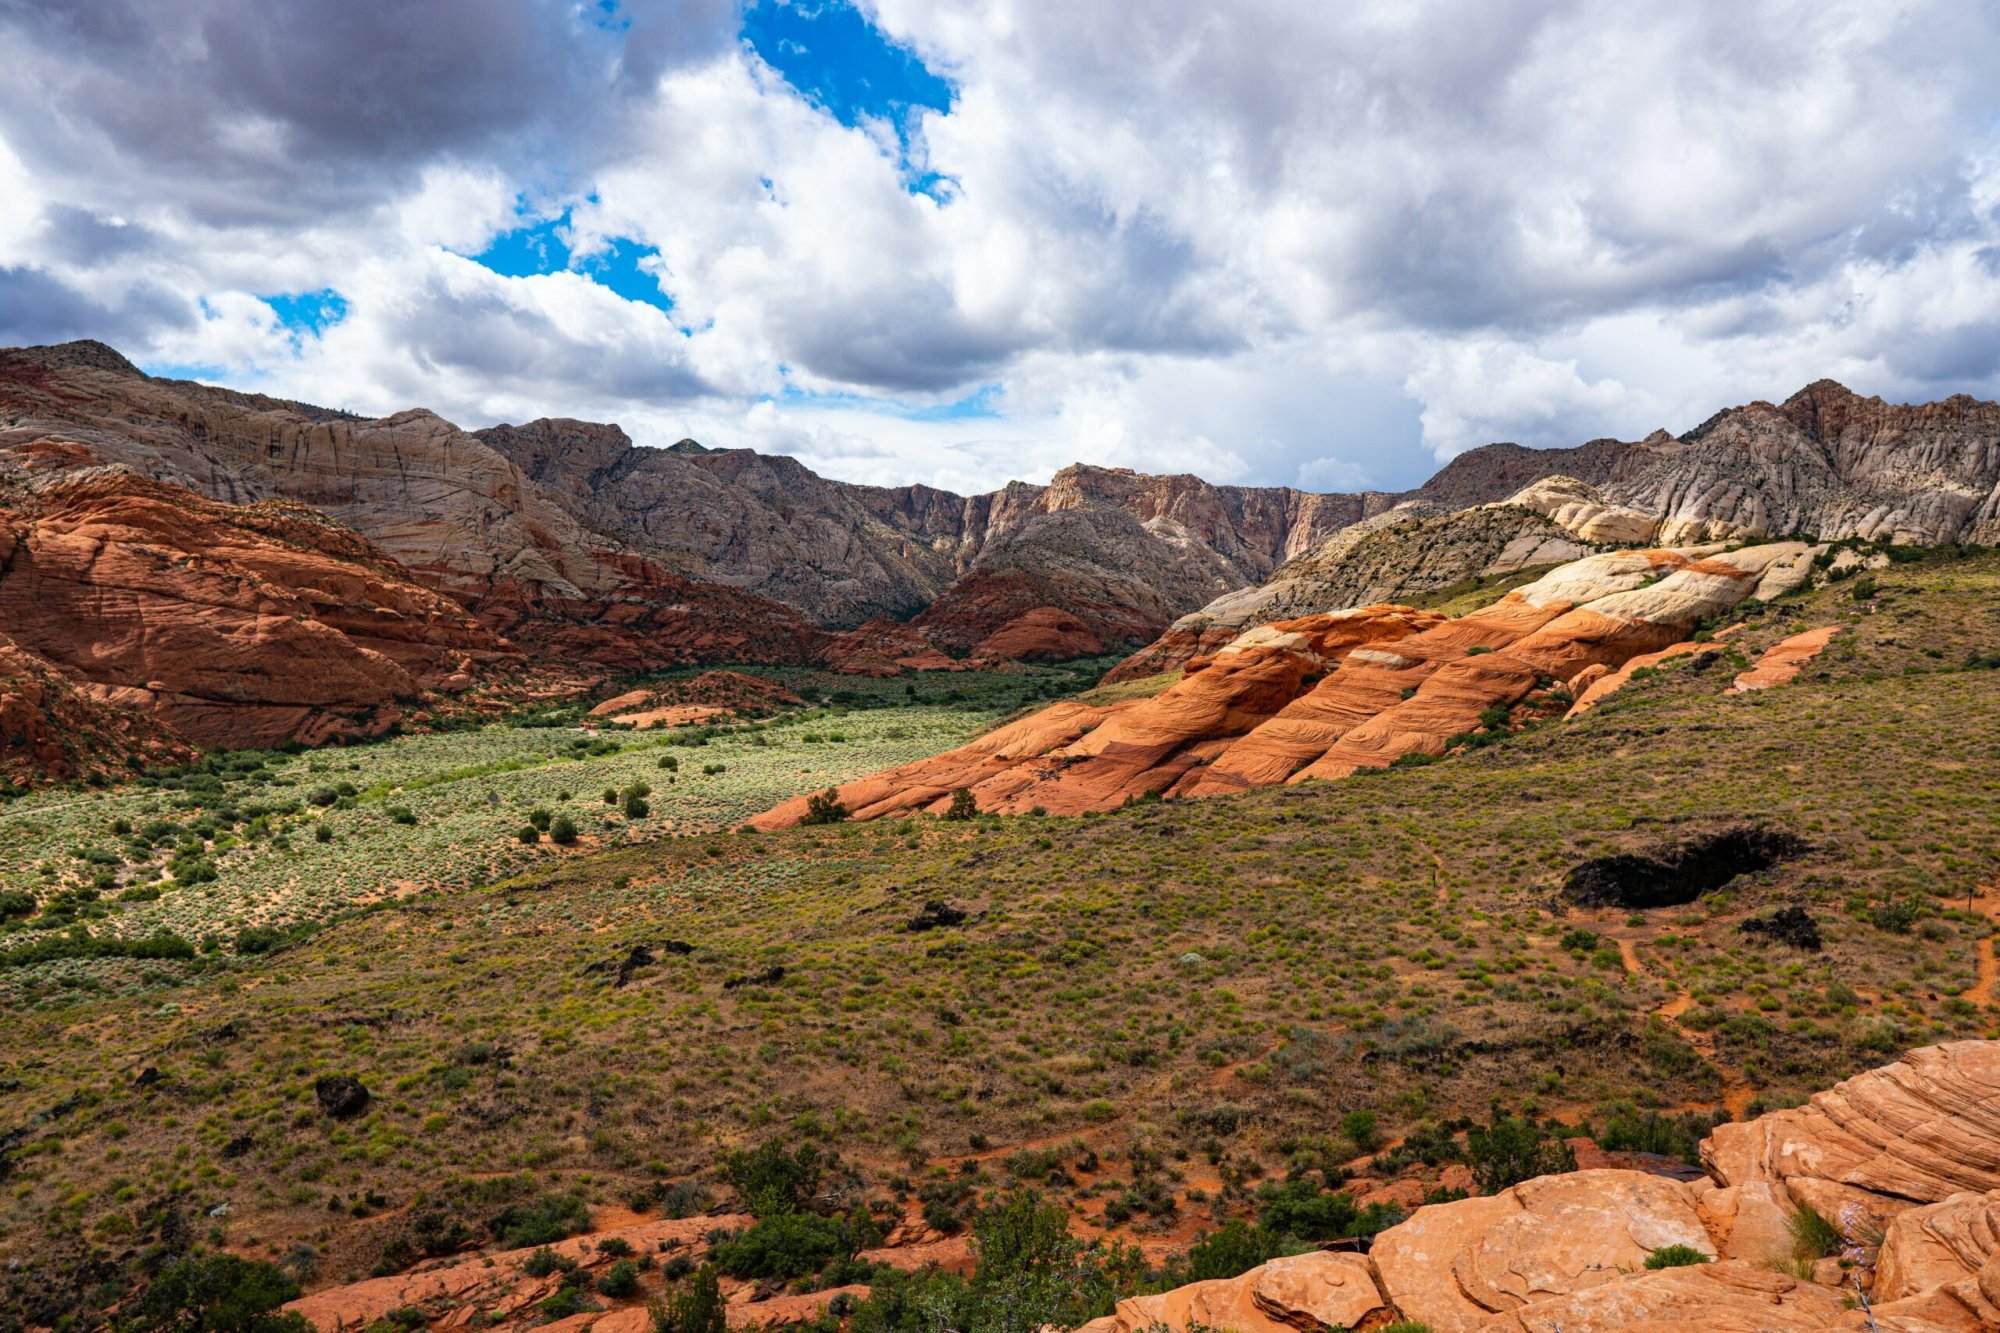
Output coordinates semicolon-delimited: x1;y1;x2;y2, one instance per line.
943;788;977;821
801;788;847;826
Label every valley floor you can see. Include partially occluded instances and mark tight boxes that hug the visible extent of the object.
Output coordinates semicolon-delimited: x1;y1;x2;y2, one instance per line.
2;556;1998;1325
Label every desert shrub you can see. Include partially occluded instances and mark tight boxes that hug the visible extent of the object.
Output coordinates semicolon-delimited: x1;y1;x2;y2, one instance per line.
128;1254;310;1333
0;889;37;918
550;814;579;845
649;1267;726;1333
527;808;553;831
1788;1202;1843;1259
624;794;650;819
1644;1244;1711;1269
386;806;416;826
1467;1112;1576;1192
723;1141;828;1215
517;825;540;844
714;1212;850;1279
801;788;848;825
597;1259;640;1297
657;754;679;772
521;1247;575;1278
1176;1220;1297;1283
488;1192;590;1248
943;788;977;821
1254;1177;1397;1241
1341;1109;1380;1153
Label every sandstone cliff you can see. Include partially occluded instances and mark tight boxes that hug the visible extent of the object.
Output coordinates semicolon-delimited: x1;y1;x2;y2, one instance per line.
1080;1040;2000;1333
754;542;1821;825
0;468;506;751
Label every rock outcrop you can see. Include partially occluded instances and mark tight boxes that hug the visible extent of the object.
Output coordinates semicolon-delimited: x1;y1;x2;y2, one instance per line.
1425;381;2000;546
1102;504;1596;684
0;345;827;674
755;544;1820;826
1079;1251;1384;1333
0;469;505;751
483;416;1397;635
753;603;1445;825
1082;1041;2000;1333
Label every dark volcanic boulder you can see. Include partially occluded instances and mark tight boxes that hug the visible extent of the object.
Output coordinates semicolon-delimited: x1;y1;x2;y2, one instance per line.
1563;826;1807;909
314;1075;371;1119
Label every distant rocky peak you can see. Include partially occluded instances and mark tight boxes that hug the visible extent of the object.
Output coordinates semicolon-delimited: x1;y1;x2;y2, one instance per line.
14;339;143;376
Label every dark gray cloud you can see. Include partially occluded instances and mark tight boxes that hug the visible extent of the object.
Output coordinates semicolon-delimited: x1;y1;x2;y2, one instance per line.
0;265;192;345
0;0;737;226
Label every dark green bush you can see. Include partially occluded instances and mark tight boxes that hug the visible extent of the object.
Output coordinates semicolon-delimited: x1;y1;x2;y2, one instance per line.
488;1193;590;1248
127;1254;310;1332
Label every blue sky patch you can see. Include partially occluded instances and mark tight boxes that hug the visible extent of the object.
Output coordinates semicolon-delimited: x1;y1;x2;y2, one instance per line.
261;288;349;340
762;382;1002;421
741;0;954;193
465;207;674;312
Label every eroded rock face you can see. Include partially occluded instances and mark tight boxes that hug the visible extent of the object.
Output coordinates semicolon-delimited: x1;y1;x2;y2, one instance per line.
754;603;1442;825
0;470;505;751
759;545;1808;827
1370;1169;1716;1331
0;348;827;673
1468;1261;1852;1333
1425;381;2000;546
1075;1251;1385;1333
1083;1042;2000;1333
1704;1041;2000;1238
1103;504;1594;684
0;630;193;784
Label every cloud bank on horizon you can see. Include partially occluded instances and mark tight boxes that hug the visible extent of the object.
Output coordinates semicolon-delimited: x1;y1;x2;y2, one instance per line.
3;0;1999;494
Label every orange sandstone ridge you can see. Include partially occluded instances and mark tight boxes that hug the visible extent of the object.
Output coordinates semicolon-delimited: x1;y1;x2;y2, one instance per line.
753;543;1822;827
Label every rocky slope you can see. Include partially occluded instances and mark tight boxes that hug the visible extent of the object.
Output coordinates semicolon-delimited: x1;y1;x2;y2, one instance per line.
0;344;826;673
1423;380;2000;545
1103;502;1595;683
484;413;1395;640
0;467;507;751
1081;1040;2000;1333
754;542;1821;824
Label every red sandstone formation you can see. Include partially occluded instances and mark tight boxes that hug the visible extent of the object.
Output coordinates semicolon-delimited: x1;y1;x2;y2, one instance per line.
0;471;506;752
754;545;1823;827
968;606;1105;663
820;618;960;675
1084;1040;2000;1332
1731;625;1844;692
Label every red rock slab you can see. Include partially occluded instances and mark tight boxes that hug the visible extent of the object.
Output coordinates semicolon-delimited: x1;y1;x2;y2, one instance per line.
1075;1251;1385;1333
1565;641;1706;716
1467;1260;1850;1332
1876;1188;2000;1303
724;1285;869;1329
1704;1041;2000;1241
969;606;1105;663
749;700;1128;829
1370;1169;1716;1331
857;1236;974;1274
1730;625;1843;692
284;1214;750;1332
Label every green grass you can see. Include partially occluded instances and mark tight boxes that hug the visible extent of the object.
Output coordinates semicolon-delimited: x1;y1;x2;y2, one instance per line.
0;553;1994;1312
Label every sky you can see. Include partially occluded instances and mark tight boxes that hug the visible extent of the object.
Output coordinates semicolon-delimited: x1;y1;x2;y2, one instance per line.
3;2;2000;495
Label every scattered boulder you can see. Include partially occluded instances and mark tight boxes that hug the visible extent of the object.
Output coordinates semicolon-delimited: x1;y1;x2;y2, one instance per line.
1562;825;1806;909
1739;905;1823;950
584;944;657;988
905;900;969;932
313;1076;371;1119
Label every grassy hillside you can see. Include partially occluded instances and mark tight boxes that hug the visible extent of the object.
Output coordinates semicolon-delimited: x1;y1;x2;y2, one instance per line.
1;554;1995;1317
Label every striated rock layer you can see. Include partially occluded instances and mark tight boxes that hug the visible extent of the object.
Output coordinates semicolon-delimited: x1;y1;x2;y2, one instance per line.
1083;1041;2000;1333
754;543;1819;826
0;469;506;751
